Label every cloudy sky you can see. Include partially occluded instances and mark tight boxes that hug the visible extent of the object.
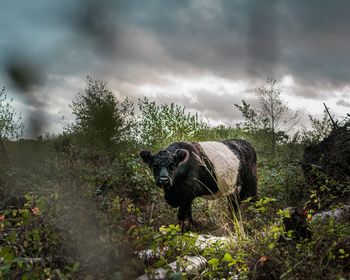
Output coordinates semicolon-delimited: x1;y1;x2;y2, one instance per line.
1;0;349;137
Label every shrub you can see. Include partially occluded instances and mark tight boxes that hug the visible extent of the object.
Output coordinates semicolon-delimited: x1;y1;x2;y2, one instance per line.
0;194;79;279
69;76;135;156
137;97;208;150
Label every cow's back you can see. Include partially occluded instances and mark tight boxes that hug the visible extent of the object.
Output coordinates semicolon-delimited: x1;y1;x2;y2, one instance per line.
198;141;240;199
221;139;257;198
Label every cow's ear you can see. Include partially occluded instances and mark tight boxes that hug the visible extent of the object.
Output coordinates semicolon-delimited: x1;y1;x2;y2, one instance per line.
175;149;190;166
140;150;153;164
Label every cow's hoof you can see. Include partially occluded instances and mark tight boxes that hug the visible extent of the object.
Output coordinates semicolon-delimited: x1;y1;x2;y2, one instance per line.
180;220;195;233
190;220;200;230
179;220;187;233
179;220;200;233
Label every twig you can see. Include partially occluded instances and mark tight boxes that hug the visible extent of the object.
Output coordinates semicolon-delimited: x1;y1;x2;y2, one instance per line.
148;202;154;225
323;102;337;129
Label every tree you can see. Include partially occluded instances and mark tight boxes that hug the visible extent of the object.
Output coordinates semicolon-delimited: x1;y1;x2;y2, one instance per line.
70;77;135;155
0;87;24;140
256;78;300;156
0;87;24;168
235;78;299;157
234;100;268;132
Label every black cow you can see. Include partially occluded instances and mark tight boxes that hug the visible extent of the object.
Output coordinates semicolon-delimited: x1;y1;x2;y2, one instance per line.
140;139;257;230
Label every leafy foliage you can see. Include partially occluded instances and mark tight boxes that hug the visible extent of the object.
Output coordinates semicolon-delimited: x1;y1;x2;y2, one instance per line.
137;97;208;149
3;77;350;279
0;87;24;140
256;78;300;134
70;76;135;154
301;109;334;144
235;99;268;132
235;78;300;157
0;194;79;279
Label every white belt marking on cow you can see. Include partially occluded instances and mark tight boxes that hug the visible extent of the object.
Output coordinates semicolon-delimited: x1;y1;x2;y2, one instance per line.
198;141;240;200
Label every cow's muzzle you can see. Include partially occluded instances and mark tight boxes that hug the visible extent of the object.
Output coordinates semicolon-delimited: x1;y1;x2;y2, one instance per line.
156;167;171;188
156;176;171;188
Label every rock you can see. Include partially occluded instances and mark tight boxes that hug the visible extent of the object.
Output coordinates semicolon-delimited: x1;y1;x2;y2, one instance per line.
182;255;207;275
195;234;230;251
136;234;230;279
137;261;177;280
312;205;350;222
137;249;161;266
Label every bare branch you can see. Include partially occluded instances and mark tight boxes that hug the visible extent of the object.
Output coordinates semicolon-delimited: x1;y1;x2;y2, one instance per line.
323;102;337;130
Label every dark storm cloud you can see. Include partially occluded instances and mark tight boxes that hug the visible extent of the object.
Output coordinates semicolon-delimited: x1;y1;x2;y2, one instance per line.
115;0;249;78
279;1;350;89
3;0;350;88
4;55;44;93
0;0;69;137
245;0;282;76
3;53;48;137
111;0;350;96
1;0;350;136
135;0;350;93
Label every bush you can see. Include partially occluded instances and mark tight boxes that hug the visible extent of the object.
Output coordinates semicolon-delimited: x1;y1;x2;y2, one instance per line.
0;194;79;279
69;76;135;156
137;97;208;150
93;152;156;203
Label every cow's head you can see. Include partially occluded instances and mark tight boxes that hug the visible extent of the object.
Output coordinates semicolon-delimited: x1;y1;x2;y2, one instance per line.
140;148;189;189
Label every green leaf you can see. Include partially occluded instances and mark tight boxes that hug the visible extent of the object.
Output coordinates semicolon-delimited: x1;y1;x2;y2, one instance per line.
208;257;219;269
228;259;237;266
271;225;280;232
154;258;166;268
32;229;40;242
222;253;233;262
284;210;290;218
168;271;183;280
17;259;24;268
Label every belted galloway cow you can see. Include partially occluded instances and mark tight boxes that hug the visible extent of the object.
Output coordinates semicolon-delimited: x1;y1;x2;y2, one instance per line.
140;139;257;230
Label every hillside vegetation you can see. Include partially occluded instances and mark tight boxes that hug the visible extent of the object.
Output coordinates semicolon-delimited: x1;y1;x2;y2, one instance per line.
0;78;349;279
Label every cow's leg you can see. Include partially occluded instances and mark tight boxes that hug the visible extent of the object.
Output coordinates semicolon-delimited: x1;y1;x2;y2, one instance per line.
228;173;257;222
227;192;240;218
240;163;258;201
228;163;258;219
178;199;194;232
186;203;200;230
186;203;193;223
